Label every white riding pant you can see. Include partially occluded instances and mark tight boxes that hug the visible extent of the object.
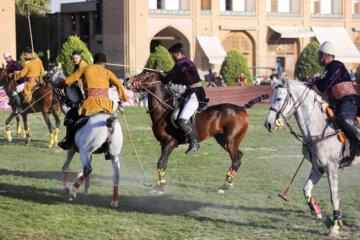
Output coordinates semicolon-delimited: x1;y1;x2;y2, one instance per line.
179;93;199;120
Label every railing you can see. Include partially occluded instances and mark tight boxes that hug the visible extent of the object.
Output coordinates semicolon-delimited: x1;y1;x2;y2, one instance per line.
267;11;300;17
220;10;256;16
149;9;190;15
311;13;343;19
201;10;212;16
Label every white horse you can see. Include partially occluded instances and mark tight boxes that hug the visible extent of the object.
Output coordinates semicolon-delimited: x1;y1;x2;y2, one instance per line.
47;65;123;207
264;78;360;237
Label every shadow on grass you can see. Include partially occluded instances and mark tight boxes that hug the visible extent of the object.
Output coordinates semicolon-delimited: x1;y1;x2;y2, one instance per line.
0;182;323;235
0;138;46;145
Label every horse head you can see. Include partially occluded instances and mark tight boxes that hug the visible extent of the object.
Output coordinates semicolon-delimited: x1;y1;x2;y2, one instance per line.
44;63;65;86
265;78;307;132
0;68;11;88
124;70;161;92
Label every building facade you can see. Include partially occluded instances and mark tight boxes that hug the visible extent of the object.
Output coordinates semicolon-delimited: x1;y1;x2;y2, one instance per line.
59;0;360;78
0;0;16;66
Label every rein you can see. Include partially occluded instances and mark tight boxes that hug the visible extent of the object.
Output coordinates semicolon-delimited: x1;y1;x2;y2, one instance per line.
271;83;342;175
132;73;175;111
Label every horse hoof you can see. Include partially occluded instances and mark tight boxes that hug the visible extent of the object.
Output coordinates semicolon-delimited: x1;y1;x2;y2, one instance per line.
68;191;77;201
83;189;90;195
17;133;21;136
217;189;225;194
110;200;118;208
321;214;332;229
7;137;12;142
328;226;340;237
48;144;53;148
217;184;232;194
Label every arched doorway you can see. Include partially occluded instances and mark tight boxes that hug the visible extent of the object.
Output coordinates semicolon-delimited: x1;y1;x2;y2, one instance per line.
222;31;255;68
150;26;190;57
267;33;298;77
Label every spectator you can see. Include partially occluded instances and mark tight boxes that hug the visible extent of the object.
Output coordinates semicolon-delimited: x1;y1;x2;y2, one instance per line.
350;69;355;82
269;68;279;86
205;69;215;83
207;81;217;88
213;72;223;86
220;80;227;87
237;72;247;86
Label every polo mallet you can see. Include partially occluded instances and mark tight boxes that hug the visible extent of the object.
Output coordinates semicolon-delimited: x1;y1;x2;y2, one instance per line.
118;104;152;187
278;157;306;202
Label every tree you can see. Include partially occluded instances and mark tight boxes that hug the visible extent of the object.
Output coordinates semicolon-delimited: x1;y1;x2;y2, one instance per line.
144;45;174;72
294;41;324;81
355;65;360;84
220;49;253;86
56;36;93;77
16;0;51;16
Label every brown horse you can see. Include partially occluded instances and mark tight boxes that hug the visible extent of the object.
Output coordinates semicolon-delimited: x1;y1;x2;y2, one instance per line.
125;71;268;194
0;68;61;147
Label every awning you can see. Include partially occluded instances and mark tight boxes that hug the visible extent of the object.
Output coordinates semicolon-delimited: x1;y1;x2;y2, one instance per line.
312;26;360;63
269;26;315;38
197;36;227;65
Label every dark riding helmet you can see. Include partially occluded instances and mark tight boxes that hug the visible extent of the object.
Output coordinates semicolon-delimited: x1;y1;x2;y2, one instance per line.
72;50;81;56
94;53;106;64
168;43;185;55
24;47;32;53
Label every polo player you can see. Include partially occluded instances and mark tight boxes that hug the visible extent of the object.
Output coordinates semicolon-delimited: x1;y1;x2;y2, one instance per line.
56;53;128;150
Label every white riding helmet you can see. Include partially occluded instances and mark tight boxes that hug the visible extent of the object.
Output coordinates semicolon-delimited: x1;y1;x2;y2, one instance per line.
3;52;11;58
319;41;336;56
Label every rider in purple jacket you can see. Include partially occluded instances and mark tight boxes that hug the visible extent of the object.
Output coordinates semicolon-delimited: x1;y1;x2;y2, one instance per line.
161;43;207;154
312;41;360;147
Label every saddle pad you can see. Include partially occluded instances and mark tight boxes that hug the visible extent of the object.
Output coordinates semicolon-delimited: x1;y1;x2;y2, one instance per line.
72;112;106;132
23;84;41;103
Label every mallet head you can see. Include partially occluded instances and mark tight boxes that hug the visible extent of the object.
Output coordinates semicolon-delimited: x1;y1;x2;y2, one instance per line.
278;193;290;202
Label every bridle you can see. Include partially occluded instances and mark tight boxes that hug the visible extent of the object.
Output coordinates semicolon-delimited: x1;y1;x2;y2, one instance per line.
128;72;174;111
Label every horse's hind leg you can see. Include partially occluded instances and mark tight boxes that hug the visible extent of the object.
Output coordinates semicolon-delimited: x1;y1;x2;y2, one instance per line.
62;147;76;194
214;134;244;193
5;113;17;142
110;155;120;208
303;167;332;228
42;112;54;147
326;167;343;237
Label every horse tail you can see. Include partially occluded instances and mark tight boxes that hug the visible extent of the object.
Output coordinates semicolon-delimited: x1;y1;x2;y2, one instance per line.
244;94;269;109
106;114;118;131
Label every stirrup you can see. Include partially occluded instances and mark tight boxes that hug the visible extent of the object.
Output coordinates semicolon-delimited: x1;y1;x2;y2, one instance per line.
58;139;73;150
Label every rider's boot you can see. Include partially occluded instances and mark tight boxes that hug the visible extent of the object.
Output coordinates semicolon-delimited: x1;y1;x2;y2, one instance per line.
339;118;360;147
58;122;75;150
178;118;200;154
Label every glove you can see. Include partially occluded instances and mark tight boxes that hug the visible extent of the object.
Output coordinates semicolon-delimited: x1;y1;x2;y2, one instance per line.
307;78;317;89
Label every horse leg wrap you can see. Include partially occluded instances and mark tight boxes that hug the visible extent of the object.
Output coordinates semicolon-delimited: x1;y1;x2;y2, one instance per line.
157;168;166;185
306;196;322;219
49;133;54;146
332;207;343;229
112;186;119;202
73;175;85;190
225;169;237;187
6;125;11;140
54;128;59;143
84;175;90;194
24;128;30;143
17;123;21;136
63;171;69;189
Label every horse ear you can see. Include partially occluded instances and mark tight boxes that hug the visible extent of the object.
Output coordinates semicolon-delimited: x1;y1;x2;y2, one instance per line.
57;62;62;69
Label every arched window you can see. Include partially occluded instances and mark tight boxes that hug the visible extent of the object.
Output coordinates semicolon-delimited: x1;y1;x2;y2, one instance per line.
222;32;253;66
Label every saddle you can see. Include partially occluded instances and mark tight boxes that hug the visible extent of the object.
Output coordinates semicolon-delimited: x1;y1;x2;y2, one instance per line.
72;112;112;159
23;84;41;103
170;98;209;129
326;106;360;167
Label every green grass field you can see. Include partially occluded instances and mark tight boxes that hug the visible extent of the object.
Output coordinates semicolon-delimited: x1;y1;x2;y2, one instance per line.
0;106;359;240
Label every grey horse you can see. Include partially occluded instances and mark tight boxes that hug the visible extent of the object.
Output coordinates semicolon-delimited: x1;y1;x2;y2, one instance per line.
264;78;360;237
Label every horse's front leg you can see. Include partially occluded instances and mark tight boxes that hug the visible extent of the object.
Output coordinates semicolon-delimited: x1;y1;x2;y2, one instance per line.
16;116;21;136
52;106;60;144
21;114;30;144
303;167;332;228
110;155;120;208
5;112;17;142
326;166;343;237
62;147;76;195
42;112;54;147
149;141;176;195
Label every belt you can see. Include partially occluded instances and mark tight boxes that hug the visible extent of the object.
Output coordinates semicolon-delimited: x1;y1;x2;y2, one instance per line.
85;88;109;98
331;82;357;100
27;77;39;84
187;82;202;89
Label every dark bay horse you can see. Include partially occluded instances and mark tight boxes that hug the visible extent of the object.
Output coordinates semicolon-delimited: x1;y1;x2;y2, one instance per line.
125;71;268;194
0;68;60;147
